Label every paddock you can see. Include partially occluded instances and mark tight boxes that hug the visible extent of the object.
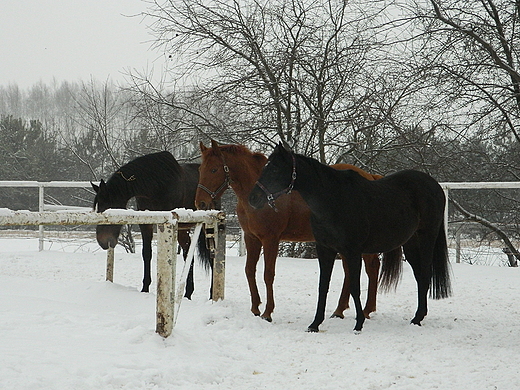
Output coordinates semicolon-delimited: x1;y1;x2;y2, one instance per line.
0;234;519;389
1;181;520;388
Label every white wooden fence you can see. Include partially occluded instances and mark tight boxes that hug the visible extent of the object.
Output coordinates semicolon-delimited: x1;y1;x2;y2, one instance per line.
440;181;520;235
2;179;519;234
0;181;92;250
0;208;226;338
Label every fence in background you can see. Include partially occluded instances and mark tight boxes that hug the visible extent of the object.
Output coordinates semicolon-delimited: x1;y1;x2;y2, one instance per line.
0;181;92;250
1;180;520;264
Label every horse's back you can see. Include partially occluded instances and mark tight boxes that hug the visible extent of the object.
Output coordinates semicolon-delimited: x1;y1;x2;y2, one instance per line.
373;169;445;226
331;163;381;181
382;170;444;203
328;169;445;252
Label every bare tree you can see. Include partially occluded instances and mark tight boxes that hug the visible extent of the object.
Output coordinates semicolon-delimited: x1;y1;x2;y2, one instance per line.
390;0;520;264
400;0;520;144
142;0;410;162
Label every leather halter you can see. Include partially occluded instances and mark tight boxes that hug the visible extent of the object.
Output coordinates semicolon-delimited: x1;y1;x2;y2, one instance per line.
197;159;232;200
255;153;297;212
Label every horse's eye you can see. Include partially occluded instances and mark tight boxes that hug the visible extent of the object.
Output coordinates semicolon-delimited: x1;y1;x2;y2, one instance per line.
211;168;218;173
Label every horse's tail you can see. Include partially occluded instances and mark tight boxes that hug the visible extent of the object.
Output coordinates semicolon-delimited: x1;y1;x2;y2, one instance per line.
379;246;403;293
197;228;214;273
430;221;452;299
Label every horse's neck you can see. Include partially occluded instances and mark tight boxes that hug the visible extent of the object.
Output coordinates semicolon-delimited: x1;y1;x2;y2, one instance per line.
106;177;136;206
229;155;266;201
294;156;347;215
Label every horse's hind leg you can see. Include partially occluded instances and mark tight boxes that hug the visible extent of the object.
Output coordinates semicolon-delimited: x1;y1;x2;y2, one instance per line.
139;224;154;293
363;254;380;318
344;253;365;332
308;245;337;332
332;253;380;320
331;256;350;319
403;234;434;326
178;229;194;299
244;233;263;317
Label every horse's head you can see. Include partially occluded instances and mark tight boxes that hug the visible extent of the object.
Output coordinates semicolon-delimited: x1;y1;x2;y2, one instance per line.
92;179;124;250
248;142;296;211
196;139;232;210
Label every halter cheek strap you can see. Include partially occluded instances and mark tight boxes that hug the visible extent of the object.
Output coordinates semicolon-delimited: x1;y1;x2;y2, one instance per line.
197;161;232;200
255;154;297;212
197;165;231;200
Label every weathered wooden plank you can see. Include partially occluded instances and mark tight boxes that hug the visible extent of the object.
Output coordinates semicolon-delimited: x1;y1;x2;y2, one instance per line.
212;222;226;301
155;222;177;338
106;247;115;282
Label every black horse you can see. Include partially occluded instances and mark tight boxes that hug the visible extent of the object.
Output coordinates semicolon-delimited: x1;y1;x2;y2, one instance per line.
92;151;213;297
249;143;451;332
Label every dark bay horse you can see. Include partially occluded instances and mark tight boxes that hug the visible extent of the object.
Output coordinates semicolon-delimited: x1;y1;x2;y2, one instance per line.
92;151;213;297
196;140;382;323
249;143;452;332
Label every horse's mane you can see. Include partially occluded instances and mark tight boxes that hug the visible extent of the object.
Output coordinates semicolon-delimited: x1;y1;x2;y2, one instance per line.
204;144;267;163
107;151;183;194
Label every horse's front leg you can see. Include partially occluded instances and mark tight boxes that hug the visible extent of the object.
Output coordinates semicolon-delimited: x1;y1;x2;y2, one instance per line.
139;224;154;293
308;245;337;332
244;233;263;317
260;238;280;322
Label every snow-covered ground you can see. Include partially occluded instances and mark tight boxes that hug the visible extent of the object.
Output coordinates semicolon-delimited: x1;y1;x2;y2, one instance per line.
1;234;519;389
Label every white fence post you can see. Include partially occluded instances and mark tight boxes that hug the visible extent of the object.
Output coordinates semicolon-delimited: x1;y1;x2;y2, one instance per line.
106;247;115;282
155;222;177;338
212;220;226;301
38;185;44;251
443;187;449;236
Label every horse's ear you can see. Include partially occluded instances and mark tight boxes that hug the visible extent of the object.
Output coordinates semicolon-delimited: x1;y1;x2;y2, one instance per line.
99;179;108;192
281;140;293;152
277;141;292;154
91;181;100;193
200;141;208;152
211;139;222;156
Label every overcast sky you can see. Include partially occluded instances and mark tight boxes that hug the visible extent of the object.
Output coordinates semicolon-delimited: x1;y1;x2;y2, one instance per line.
1;0;164;89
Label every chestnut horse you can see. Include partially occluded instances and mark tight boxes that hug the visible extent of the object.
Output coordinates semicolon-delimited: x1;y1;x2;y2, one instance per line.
196;140;382;323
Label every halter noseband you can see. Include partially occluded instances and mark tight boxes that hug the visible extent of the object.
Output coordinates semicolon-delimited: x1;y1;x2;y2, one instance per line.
255;154;297;212
197;158;232;200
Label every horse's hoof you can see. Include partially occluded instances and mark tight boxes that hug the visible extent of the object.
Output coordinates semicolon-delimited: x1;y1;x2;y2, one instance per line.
307;326;319;333
353;329;362;335
261;316;272;323
330;313;344;319
141;288;149;293
410;320;422;326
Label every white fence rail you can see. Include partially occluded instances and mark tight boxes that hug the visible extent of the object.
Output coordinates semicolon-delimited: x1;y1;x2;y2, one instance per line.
440;181;520;238
0;208;226;338
1;179;519;246
0;181;92;250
